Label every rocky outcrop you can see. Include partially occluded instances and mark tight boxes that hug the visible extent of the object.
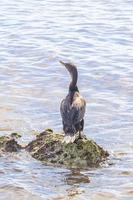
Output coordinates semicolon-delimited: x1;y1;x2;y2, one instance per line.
0;129;109;168
26;129;109;168
0;133;21;153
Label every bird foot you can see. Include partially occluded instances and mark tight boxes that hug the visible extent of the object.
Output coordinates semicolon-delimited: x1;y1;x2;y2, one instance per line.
78;134;87;141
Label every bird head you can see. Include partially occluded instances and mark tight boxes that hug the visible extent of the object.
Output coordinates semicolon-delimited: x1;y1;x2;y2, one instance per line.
59;61;77;74
59;61;78;91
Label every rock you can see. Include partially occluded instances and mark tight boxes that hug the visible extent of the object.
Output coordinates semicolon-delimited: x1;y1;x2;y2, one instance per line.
0;129;109;168
10;132;22;139
26;129;109;168
0;134;22;153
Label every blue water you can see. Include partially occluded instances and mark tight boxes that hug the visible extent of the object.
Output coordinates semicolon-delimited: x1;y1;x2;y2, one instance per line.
0;0;133;199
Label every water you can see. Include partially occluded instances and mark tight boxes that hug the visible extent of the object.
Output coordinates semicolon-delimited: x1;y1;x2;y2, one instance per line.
0;0;133;199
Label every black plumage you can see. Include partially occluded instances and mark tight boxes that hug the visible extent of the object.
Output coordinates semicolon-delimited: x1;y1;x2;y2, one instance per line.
60;61;86;143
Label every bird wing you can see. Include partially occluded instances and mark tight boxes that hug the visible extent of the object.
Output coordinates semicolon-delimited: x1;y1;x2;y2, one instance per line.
70;96;86;125
60;99;66;120
60;96;70;123
60;93;86;126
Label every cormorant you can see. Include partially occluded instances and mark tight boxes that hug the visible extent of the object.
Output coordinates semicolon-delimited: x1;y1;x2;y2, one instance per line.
60;61;86;143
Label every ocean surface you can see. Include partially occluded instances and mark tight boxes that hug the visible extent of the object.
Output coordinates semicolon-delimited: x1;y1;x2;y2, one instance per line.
0;0;133;199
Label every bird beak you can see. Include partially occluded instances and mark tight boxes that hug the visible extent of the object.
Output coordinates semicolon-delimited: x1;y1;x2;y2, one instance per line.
59;61;75;74
59;61;70;71
59;61;66;66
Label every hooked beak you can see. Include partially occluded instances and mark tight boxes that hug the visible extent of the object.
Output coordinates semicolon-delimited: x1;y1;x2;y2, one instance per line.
59;60;77;75
59;61;66;66
59;61;70;72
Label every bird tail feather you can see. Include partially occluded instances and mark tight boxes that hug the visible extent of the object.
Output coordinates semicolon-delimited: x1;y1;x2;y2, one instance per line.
62;135;76;144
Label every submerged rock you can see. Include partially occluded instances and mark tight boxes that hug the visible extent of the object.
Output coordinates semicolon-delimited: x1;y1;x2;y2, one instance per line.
0;129;109;168
0;134;22;153
26;129;109;168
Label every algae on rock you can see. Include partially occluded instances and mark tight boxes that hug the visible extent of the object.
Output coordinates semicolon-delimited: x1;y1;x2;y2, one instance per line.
0;134;21;153
0;129;109;168
26;129;109;168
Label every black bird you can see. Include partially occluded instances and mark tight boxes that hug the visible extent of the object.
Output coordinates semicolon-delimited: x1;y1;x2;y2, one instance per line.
60;61;86;143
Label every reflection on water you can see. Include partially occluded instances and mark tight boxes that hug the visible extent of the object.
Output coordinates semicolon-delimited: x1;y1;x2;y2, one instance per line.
65;169;90;185
0;0;133;199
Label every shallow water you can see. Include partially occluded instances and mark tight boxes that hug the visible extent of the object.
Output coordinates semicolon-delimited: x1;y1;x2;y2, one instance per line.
0;0;133;199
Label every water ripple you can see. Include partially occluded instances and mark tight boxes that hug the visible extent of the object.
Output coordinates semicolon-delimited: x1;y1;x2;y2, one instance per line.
0;0;133;199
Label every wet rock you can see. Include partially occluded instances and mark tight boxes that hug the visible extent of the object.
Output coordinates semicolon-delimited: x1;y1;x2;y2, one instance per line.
10;132;22;139
26;129;109;168
0;134;22;153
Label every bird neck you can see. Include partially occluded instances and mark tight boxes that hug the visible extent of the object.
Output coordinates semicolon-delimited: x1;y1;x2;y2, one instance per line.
69;85;79;93
69;86;79;104
69;67;78;91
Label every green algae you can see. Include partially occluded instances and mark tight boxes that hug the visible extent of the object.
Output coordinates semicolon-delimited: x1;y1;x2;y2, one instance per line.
0;134;22;153
26;129;109;168
0;129;109;168
10;132;22;139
